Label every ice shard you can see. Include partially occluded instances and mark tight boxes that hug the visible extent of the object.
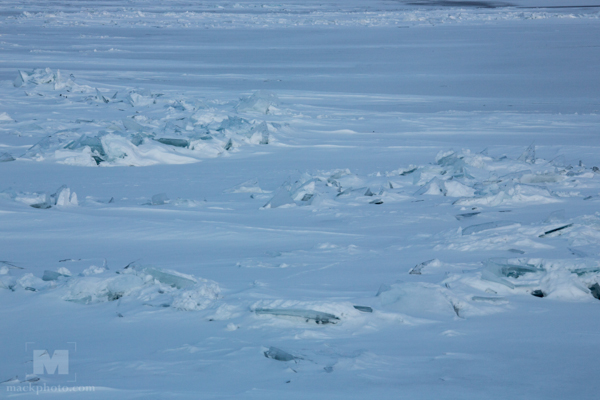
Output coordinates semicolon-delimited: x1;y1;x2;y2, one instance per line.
263;186;295;208
539;224;573;238
155;138;190;148
589;283;600;300
462;221;518;235
122;118;145;132
518;143;536;164
0;153;15;162
96;88;109;103
264;347;298;362
142;267;196;289
42;270;70;281
353;305;373;313
409;259;437;275
531;289;545;298
455;212;480;220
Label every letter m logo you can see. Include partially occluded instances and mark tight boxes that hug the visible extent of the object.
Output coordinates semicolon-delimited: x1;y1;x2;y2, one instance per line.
33;350;69;375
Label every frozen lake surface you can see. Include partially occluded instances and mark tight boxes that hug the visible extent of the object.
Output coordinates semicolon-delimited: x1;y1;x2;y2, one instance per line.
1;1;599;398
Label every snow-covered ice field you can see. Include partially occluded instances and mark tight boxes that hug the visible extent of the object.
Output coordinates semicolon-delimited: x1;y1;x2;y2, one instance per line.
1;0;600;398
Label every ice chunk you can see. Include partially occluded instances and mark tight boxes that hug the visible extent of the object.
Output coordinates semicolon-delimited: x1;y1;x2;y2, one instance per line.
480;258;545;290
518;144;536;164
150;193;169;205
13;68;58;87
415;177;474;197
54;186;78;207
218;116;251;132
480;268;515;289
255;308;340;324
64;134;106;162
264;347;298;362
0;112;14;124
248;121;270;144
508;249;525;254
127;92;154;107
143;267;196;289
0;153;15;162
415;177;446;196
30;199;52;209
520;173;564;184
539;224;573;238
263;186;295;208
95;88;110;104
589;283;600;300
484;258;542;279
462;221;518;235
531;289;545;298
237;91;280;114
42;270;70;281
122;118;145;132
353;305;373;313
471;296;506;303
13;70;27;87
455;212;480;220
155;138;189;148
409;259;438;275
0;376;19;385
64;274;145;304
435;150;456;165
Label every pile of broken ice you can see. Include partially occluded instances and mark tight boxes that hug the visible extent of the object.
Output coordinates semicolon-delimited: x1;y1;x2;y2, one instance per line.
260;145;599;208
0;261;220;312
10;68;280;167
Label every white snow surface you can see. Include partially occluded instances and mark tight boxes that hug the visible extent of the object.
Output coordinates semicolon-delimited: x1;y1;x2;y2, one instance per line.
1;0;599;398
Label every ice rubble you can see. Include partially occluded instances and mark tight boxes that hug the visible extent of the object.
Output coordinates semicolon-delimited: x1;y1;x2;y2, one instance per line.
12;69;279;167
0;263;220;311
453;257;600;301
12;6;600;31
0;185;78;209
257;146;598;211
14;68;67;88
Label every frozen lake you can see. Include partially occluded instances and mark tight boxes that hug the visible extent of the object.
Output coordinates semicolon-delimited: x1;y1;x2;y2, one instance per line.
1;1;599;398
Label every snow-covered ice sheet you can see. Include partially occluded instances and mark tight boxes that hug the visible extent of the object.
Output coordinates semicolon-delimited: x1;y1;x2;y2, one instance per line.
1;0;599;399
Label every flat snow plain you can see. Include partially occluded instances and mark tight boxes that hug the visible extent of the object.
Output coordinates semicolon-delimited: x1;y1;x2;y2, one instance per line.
1;0;600;398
